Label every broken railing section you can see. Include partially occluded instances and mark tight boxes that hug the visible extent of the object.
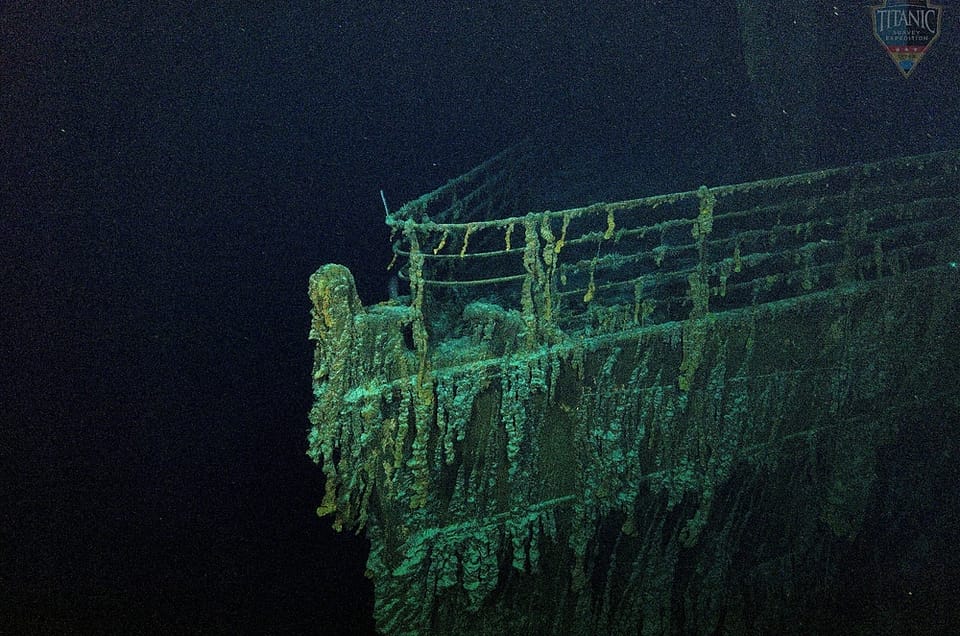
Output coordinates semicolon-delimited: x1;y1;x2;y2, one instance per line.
388;146;960;352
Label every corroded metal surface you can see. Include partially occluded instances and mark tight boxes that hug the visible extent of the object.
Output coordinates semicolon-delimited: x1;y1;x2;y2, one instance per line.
308;148;960;634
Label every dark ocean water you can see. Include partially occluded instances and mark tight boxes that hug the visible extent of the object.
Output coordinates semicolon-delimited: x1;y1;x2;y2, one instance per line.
3;2;958;634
